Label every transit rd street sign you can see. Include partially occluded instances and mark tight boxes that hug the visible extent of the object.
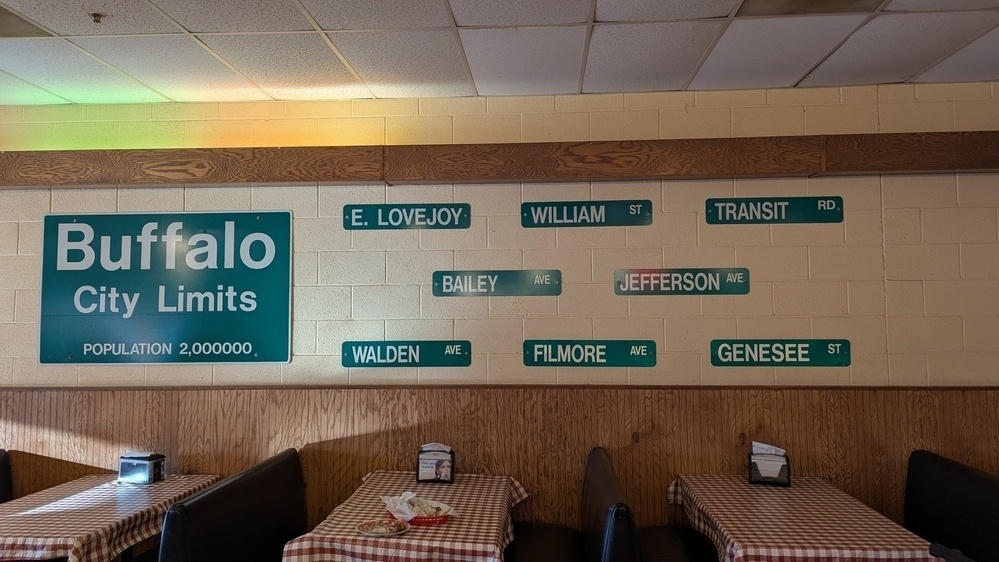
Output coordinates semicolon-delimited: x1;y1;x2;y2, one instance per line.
705;197;843;224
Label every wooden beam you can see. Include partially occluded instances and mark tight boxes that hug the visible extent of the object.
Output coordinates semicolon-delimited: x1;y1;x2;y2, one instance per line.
383;136;825;182
1;132;997;187
821;131;999;175
0;146;383;187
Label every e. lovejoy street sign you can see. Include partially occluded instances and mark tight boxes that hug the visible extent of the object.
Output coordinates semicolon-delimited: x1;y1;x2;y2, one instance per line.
39;211;292;364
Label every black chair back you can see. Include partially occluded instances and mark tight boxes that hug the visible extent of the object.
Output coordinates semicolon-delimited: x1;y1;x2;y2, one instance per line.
158;448;307;562
580;447;641;562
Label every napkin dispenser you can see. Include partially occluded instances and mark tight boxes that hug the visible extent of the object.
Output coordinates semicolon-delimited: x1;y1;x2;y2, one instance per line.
749;452;791;487
416;442;454;483
118;452;165;484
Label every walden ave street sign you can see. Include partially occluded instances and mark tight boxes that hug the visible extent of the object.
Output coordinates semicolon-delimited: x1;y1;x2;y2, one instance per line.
39;211;292;364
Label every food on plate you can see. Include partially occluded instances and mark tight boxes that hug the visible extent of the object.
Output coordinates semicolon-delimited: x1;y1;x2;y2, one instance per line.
356;518;410;536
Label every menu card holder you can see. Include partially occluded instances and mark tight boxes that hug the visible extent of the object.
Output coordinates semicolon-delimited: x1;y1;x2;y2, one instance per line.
748;452;791;487
416;443;454;483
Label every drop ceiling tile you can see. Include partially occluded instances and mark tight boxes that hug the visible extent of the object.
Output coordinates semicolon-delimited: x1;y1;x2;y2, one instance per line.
71;35;268;102
0;71;68;104
0;4;51;37
459;26;585;95
800;11;999;86
583;21;725;93
916;26;999;82
199;33;371;99
449;0;589;26
690;14;867;90
148;0;313;33
886;0;999;11
595;0;739;22
299;0;451;30
0;0;179;35
327;29;472;98
0;38;168;103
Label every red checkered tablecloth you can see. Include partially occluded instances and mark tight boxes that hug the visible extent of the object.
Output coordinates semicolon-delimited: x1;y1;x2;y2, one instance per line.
0;473;219;562
283;470;529;562
667;474;940;562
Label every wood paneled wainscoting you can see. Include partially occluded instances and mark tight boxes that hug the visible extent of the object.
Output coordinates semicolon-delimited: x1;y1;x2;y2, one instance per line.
0;386;996;529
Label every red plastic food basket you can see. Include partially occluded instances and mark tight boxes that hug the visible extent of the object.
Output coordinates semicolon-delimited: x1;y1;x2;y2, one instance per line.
388;512;450;526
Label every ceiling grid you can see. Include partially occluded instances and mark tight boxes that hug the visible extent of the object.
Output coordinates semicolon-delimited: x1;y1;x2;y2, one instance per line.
0;0;996;105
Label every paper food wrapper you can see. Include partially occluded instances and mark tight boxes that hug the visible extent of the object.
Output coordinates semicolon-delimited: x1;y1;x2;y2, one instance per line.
380;491;458;521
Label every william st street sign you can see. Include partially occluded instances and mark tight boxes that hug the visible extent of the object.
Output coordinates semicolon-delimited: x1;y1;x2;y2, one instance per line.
522;200;653;227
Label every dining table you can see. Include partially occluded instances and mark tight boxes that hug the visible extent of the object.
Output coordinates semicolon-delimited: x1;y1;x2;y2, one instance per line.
668;474;940;562
282;470;529;562
0;472;219;562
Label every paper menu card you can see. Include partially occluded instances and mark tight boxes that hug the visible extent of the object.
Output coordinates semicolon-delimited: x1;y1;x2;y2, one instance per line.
752;441;786;456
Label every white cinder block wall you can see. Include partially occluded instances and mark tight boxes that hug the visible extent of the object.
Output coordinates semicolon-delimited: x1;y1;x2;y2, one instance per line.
1;172;997;387
2;82;998;387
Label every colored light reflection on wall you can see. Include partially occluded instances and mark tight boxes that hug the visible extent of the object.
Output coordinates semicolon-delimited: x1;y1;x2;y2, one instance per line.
0;105;395;151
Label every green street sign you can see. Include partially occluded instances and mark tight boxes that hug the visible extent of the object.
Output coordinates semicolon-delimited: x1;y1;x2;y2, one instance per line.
705;197;843;224
433;270;561;296
710;339;851;367
343;203;471;230
524;340;656;367
615;268;749;295
342;340;472;367
40;211;292;364
522;200;653;227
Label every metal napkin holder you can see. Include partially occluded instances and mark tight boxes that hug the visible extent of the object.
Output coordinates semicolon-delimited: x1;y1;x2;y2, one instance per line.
416;442;454;483
748;452;791;487
118;452;165;484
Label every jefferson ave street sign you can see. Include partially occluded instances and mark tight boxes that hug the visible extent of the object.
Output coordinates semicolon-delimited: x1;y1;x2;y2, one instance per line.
615;268;750;295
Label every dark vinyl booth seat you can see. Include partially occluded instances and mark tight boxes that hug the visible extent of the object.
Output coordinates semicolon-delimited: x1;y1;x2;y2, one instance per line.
506;447;716;562
157;448;307;562
904;449;999;562
0;449;12;503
